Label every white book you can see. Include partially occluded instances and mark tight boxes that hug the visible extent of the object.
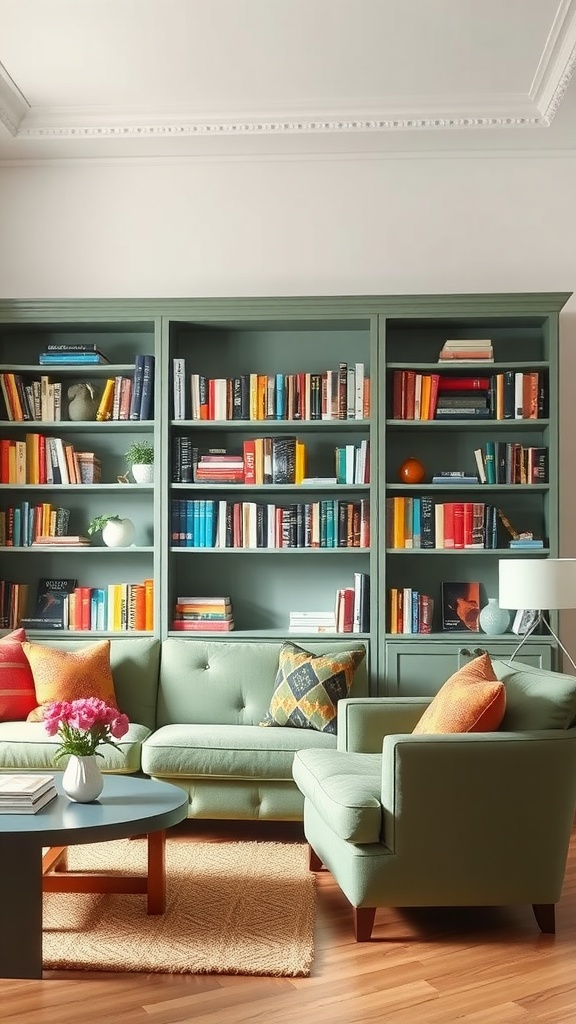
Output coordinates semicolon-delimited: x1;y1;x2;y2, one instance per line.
0;773;54;796
172;358;185;419
347;366;356;419
354;362;365;419
515;372;524;419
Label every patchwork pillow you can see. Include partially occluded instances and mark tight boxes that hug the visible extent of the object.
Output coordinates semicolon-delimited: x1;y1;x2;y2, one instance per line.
413;652;505;735
22;639;118;722
0;628;37;721
261;642;366;734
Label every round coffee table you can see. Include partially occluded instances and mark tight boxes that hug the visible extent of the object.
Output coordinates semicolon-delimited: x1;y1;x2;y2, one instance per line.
0;774;188;979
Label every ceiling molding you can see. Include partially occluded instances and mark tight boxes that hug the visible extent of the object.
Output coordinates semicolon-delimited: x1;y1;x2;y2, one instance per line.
530;0;576;121
0;61;28;136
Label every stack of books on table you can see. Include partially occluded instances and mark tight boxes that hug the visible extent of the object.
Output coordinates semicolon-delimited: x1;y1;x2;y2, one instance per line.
0;774;57;813
288;611;337;634
171;596;234;631
438;339;494;362
38;343;110;365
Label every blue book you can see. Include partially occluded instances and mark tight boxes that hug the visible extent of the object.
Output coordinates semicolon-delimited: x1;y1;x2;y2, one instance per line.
205;500;215;548
185;500;194;547
129;354;145;420
139;354;155;420
38;353;108;364
412;497;421;549
275;373;285;420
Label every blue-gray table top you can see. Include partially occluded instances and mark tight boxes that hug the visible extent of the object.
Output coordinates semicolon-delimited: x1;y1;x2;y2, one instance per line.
0;774;188;846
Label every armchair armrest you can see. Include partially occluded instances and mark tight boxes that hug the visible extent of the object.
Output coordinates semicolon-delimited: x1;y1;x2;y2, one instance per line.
337;697;431;753
379;730;576;900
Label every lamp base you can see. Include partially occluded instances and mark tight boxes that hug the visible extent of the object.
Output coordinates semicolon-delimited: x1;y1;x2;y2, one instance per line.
509;613;576;673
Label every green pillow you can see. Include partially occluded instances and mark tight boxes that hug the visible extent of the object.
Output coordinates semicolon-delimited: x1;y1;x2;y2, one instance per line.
261;642;366;734
492;660;576;731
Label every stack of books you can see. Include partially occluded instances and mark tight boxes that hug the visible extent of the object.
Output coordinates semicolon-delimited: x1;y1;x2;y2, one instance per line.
38;343;109;365
435;376;492;420
288;611;337;634
438;339;494;362
171;596;234;632
0;773;57;813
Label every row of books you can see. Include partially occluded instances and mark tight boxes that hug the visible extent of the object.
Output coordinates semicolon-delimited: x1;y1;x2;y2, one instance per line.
0;502;71;547
0;435;101;485
0;580;28;629
0;373;63;422
473;443;548;484
170;498;370;549
171;596;234;632
391;371;546;421
388;589;434;634
173;361;370;421
96;355;155;421
385;497;531;550
20;576;154;631
0;774;57;815
288;573;370;634
173;437;307;485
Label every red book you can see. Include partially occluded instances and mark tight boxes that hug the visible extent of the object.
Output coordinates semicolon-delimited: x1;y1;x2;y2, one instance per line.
240;438;254;485
452;502;465;549
428;373;440;418
442;502;455;549
437;377;491;391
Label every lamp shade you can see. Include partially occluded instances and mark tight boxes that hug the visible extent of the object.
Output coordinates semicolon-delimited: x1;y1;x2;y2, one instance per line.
499;559;576;610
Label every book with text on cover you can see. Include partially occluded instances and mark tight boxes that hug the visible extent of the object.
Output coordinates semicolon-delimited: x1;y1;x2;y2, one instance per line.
441;580;480;632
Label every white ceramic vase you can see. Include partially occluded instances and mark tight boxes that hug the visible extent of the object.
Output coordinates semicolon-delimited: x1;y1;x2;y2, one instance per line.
62;754;104;803
102;517;135;547
479;597;510;635
131;463;154;484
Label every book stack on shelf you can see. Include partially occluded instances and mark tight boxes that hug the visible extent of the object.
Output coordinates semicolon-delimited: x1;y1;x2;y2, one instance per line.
435;377;492;420
171;596;234;632
473;441;548;484
174;361;370;421
38;343;110;365
386;495;504;550
438;339;494;362
0;372;63;422
0;774;57;814
288;611;337;634
66;579;154;632
96;353;155;421
388;588;434;634
0;434;97;485
334;440;370;484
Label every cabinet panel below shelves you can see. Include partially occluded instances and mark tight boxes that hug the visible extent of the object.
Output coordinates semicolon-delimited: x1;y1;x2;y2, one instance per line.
384;641;553;697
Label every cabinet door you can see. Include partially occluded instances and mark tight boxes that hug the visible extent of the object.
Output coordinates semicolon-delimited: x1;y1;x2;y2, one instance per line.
385;641;553;697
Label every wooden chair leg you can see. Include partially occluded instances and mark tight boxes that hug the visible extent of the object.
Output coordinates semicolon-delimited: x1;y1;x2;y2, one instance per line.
308;845;323;871
533;903;555;934
353;906;376;942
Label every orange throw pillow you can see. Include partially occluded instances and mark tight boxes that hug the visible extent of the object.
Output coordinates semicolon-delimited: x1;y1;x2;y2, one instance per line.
0;628;37;721
22;639;118;722
413;652;505;734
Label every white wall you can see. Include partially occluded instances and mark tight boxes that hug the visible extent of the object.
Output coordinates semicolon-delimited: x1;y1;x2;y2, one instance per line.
1;152;576;656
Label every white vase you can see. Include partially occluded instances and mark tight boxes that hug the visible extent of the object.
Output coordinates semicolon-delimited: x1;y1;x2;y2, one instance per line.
102;517;135;547
62;754;104;803
479;597;510;635
131;463;154;484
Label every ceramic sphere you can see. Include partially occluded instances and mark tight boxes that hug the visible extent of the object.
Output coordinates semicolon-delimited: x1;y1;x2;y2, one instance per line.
398;458;426;484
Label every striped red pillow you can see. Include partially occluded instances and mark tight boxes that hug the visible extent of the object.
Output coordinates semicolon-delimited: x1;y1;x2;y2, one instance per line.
0;628;37;721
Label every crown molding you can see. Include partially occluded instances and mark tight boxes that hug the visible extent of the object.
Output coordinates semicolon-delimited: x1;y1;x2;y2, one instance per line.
530;0;576;122
0;62;28;135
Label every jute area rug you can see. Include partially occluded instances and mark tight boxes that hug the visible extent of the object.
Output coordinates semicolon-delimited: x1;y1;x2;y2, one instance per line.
42;838;316;976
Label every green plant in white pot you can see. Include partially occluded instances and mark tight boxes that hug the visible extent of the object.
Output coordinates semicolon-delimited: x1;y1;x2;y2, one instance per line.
88;514;136;548
125;440;154;485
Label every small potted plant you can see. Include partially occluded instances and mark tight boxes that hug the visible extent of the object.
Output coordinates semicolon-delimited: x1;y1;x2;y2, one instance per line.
88;513;136;548
125;440;154;484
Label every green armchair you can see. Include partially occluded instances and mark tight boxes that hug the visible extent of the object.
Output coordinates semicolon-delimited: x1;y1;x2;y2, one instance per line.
292;659;576;941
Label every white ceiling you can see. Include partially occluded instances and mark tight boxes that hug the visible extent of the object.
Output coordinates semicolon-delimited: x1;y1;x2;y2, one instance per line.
1;0;576;161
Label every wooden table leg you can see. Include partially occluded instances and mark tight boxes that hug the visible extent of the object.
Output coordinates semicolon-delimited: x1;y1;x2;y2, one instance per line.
146;829;166;914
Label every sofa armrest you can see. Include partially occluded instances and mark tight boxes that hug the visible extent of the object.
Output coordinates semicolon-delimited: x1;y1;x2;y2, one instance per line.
337;697;431;753
380;730;576;892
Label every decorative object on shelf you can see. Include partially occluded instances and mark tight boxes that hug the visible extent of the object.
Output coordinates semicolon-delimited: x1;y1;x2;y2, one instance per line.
398;457;426;484
499;558;576;670
125;440;154;484
88;514;136;548
43;696;129;803
478;597;510;635
441;581;480;632
67;382;99;422
496;509;534;542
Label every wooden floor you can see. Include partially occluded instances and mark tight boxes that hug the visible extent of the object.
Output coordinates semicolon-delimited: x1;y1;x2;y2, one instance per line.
2;819;576;1024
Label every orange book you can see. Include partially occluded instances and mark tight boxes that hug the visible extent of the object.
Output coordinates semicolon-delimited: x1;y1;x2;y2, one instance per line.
143;578;154;631
25;432;40;484
132;584;146;630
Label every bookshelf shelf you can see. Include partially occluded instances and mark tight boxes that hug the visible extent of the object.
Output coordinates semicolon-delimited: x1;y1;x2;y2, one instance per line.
0;293;569;692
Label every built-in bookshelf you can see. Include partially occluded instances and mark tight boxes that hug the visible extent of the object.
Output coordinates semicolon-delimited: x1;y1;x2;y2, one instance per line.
0;295;570;697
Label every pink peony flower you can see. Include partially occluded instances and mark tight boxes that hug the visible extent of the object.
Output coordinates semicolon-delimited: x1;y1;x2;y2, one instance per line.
43;697;130;762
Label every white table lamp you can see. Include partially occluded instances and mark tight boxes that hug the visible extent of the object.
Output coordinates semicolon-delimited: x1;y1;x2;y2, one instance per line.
498;558;576;670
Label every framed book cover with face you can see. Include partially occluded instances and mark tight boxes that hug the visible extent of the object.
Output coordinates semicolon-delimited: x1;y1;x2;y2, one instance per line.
441;580;480;632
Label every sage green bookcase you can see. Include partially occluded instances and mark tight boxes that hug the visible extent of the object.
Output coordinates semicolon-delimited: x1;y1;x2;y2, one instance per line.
0;293;570;698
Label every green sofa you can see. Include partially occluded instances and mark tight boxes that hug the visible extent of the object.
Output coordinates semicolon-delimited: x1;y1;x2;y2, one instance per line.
0;636;368;820
292;658;576;939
